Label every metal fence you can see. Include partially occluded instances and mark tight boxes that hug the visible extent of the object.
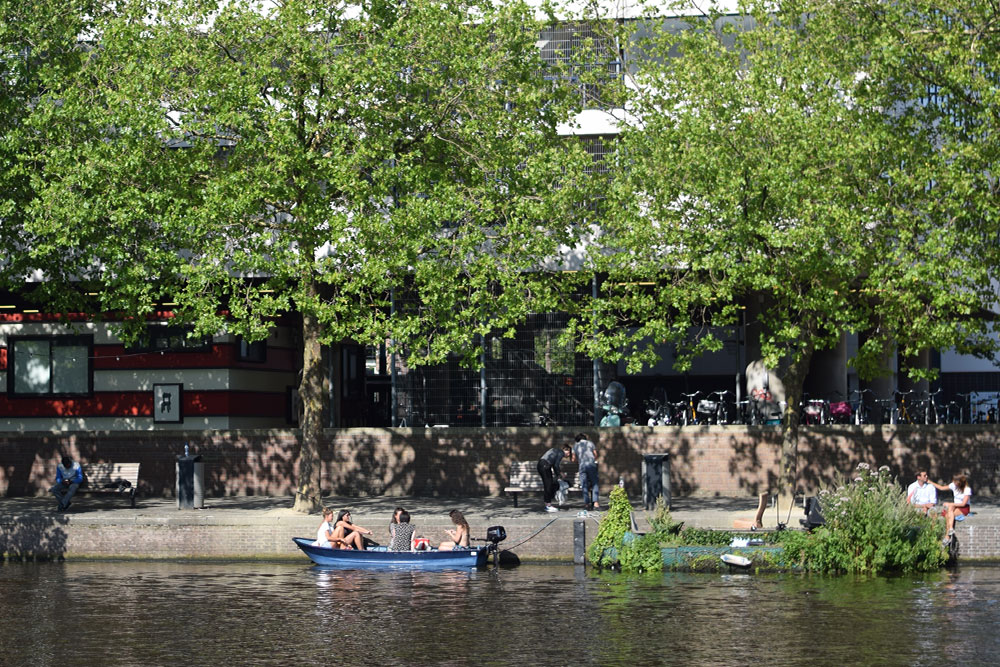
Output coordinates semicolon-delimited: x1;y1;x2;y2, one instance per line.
393;313;595;427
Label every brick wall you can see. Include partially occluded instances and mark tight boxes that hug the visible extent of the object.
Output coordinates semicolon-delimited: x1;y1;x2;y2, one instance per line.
2;424;998;498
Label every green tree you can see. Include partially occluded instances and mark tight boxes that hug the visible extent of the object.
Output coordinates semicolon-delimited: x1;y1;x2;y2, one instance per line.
19;0;592;512
580;0;1000;496
0;0;98;298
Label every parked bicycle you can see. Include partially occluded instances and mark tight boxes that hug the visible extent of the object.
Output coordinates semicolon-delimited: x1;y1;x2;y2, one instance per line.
707;389;735;424
827;391;853;424
679;391;702;426
801;394;828;425
872;394;896;424
850;388;875;425
916;388;943;425
894;390;916;424
644;397;674;426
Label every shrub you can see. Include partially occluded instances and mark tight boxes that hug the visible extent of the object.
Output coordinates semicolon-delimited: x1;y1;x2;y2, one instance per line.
588;487;666;572
780;463;947;574
587;486;633;568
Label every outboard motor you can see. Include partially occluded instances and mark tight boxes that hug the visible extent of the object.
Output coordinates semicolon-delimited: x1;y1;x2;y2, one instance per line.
486;525;507;546
800;496;826;530
485;525;507;566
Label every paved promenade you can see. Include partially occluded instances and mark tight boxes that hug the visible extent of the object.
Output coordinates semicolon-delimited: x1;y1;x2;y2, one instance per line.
3;493;999;562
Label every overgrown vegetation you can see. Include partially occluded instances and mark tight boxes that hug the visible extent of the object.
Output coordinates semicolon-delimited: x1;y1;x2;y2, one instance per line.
777;464;947;574
587;486;635;569
590;464;947;575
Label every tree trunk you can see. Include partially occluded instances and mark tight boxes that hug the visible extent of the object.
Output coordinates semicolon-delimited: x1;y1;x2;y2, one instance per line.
293;283;325;514
778;344;814;503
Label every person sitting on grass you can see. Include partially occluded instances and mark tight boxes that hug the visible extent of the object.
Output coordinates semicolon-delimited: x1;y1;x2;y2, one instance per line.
333;510;374;550
929;474;972;546
438;509;470;551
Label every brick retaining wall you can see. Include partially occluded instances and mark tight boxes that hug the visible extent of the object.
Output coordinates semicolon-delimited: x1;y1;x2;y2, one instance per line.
2;425;998;498
0;512;588;561
2;512;997;561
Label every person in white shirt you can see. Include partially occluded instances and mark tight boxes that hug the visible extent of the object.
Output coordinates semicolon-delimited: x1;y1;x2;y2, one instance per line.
906;471;937;514
929;474;972;545
314;507;348;548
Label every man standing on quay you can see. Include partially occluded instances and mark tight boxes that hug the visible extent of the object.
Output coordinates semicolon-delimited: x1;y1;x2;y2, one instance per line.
50;455;83;511
573;433;600;511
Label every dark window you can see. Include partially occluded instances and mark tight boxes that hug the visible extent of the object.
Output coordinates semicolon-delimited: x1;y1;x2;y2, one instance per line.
128;326;213;353
238;338;267;362
8;335;93;396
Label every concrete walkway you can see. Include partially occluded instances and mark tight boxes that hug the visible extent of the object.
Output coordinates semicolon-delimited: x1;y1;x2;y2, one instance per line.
3;493;999;561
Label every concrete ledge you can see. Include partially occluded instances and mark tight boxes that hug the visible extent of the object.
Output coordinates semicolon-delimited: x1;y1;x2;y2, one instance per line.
2;495;998;562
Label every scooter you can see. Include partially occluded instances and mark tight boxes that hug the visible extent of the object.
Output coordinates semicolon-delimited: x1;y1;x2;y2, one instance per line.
600;381;629;427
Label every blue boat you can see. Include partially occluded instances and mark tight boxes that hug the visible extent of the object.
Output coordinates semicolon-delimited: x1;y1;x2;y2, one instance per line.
292;538;492;569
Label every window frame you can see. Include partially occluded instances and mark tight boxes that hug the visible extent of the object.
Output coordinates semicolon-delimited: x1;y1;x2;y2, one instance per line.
238;337;268;363
7;335;94;397
126;325;214;353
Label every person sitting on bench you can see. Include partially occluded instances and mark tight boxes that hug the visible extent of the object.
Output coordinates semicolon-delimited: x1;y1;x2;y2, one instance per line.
50;455;83;512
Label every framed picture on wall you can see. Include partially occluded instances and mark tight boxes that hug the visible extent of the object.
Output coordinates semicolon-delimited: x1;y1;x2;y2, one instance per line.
153;383;183;423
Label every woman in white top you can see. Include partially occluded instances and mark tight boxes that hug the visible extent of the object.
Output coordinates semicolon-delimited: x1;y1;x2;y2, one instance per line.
930;474;972;543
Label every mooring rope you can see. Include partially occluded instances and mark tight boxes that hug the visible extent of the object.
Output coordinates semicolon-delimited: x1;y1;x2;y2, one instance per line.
502;517;561;550
500;513;603;550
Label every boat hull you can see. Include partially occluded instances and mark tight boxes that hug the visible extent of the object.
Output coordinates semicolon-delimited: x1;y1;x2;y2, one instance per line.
292;537;491;569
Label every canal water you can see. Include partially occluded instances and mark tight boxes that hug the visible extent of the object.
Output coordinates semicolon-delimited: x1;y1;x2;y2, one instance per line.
1;561;997;666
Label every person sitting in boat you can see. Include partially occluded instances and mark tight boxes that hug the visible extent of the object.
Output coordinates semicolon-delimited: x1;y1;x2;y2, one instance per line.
389;510;417;551
437;509;470;551
389;506;406;541
333;510;374;550
314;508;349;548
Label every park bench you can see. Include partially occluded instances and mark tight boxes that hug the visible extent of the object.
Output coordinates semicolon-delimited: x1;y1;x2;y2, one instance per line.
504;460;581;508
78;462;140;507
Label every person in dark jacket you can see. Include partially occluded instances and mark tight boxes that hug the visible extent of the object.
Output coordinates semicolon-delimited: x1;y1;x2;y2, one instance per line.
538;444;573;513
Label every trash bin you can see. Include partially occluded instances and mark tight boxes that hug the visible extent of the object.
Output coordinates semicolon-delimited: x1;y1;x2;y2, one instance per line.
176;454;204;510
642;453;671;510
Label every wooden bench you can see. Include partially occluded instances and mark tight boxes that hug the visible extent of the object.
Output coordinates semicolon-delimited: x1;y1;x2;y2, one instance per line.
78;463;140;507
504;461;581;507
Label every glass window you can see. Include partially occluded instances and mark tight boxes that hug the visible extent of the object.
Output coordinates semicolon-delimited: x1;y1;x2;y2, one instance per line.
126;326;212;352
239;338;267;362
9;336;92;395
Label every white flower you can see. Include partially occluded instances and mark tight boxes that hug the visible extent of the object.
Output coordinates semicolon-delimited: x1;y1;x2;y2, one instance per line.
878;465;890;473
857;462;870;470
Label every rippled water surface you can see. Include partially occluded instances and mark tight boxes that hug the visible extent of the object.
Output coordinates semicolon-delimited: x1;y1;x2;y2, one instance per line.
1;561;998;666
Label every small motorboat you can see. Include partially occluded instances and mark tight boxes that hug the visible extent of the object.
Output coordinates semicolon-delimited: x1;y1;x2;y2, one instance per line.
293;526;507;569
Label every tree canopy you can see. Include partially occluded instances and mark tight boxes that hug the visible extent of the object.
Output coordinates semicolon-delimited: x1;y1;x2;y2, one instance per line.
7;0;593;511
580;0;1000;494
